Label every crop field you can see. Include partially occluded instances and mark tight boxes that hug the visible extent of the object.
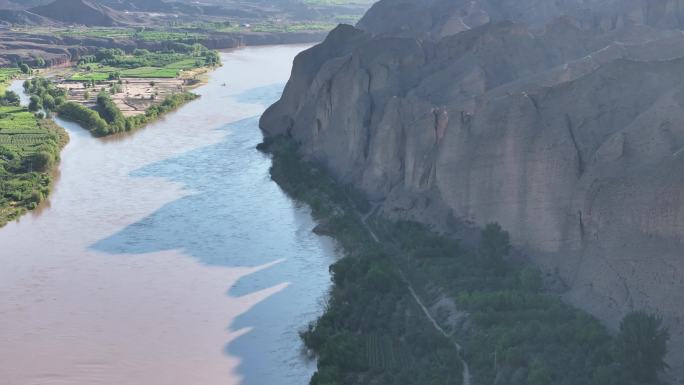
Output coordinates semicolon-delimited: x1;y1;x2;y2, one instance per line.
0;68;19;81
0;107;62;159
0;68;20;94
70;66;179;80
0;108;40;132
70;54;211;81
0;106;68;226
365;334;412;370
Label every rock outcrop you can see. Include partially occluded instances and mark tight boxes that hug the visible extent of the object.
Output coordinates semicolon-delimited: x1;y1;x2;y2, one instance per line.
261;0;684;380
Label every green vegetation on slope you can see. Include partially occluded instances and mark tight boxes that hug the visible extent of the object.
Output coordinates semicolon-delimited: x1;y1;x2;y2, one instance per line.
0;104;68;226
260;136;671;385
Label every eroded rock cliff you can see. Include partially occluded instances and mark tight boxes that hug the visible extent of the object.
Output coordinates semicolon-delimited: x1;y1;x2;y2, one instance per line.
262;0;684;379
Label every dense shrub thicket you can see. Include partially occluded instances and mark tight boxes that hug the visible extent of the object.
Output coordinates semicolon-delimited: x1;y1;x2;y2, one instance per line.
57;101;110;135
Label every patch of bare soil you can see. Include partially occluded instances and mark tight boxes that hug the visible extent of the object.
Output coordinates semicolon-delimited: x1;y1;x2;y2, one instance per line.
58;78;186;117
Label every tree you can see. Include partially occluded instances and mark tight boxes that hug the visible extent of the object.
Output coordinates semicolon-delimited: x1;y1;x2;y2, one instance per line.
19;63;31;74
1;90;20;106
28;95;42;112
616;311;669;384
480;222;511;263
42;94;55;111
28;151;53;172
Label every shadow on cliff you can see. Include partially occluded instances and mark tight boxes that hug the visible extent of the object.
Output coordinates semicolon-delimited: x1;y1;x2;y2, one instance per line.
89;84;335;385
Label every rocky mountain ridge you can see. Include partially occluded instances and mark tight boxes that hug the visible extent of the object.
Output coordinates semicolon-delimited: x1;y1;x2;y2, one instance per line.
31;0;131;26
260;0;684;380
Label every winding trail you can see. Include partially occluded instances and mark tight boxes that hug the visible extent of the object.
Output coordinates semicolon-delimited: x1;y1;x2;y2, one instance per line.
359;207;472;385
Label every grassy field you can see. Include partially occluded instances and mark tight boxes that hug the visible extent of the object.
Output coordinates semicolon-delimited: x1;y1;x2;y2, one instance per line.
0;68;20;94
0;106;68;226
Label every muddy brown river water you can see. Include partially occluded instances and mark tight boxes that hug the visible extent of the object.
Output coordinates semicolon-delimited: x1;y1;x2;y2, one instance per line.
0;45;335;385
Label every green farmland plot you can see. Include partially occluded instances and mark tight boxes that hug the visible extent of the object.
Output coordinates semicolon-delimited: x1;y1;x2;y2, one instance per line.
0;106;68;226
0;68;20;94
69;48;218;81
0;107;40;133
71;61;199;81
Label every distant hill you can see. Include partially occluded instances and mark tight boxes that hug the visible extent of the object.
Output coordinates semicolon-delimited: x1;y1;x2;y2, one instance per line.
0;0;50;10
29;0;128;26
0;9;61;26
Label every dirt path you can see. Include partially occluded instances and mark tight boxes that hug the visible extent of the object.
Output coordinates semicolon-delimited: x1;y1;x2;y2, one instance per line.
359;207;472;385
406;282;472;385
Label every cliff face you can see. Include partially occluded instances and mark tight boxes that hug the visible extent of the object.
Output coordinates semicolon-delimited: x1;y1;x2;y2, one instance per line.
261;0;684;379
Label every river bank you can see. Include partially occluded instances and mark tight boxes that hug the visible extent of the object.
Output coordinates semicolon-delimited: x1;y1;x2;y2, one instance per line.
259;135;656;385
0;54;215;225
0;45;337;385
260;137;465;385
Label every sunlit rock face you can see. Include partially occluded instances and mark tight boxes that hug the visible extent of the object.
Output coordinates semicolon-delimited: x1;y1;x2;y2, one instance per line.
261;0;684;380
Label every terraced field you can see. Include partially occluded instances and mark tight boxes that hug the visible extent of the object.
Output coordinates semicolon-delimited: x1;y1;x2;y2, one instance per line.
0;106;68;226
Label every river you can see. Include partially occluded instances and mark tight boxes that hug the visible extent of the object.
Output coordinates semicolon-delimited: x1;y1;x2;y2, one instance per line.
0;45;335;385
